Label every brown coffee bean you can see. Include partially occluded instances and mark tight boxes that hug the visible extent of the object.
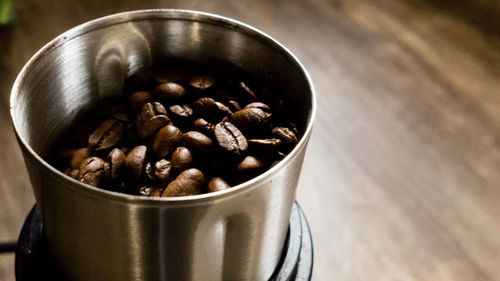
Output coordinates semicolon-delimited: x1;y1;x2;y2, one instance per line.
216;101;232;116
162;168;206;197
182;131;213;152
145;160;171;182
271;127;298;150
238;81;259;103
71;148;90;169
168;104;193;125
144;162;156;182
207;177;230;193
154;82;186;100
125;145;147;182
150;187;163;197
229;108;271;135
171;147;194;170
286;122;299;136
193;97;219;120
65;168;79;179
139;185;154;196
245;102;271;113
77;157;109;187
248;138;282;153
236;156;266;172
189;75;215;90
88;119;124;151
135;102;170;139
169;104;193;117
121;147;131;155
214;122;248;155
128;91;153;113
227;100;241;112
152;125;183;158
193;118;214;136
107;148;126;181
154;159;172;181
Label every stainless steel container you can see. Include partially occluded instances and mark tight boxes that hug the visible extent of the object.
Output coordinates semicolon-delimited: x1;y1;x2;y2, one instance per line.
10;9;315;281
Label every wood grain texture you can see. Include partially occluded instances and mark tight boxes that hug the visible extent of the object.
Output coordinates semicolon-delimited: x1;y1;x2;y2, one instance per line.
1;1;500;280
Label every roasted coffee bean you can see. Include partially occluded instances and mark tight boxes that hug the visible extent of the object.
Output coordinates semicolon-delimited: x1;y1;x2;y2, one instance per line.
107;148;126;181
287;122;299;136
121;147;131;155
150;188;163;197
189;75;215;90
145;160;171;182
168;104;193;125
171;147;194;170
245;102;271;113
139;185;154;196
214;122;248;155
71;148;90;169
135;102;170;139
227;100;241;112
88;119;124;151
271;127;298;150
216;101;232;116
182;131;213;152
152;125;183;158
207;177;230;193
144;162;156;182
125;145;147;182
193;97;220;120
193;118;214;136
162;168;206;197
155;159;172;181
237;81;259;103
236;156;266;172
154;82;186;100
248;138;282;153
229;108;271;135
277;151;286;159
128;91;153;113
77;157;109;187
65;168;79;179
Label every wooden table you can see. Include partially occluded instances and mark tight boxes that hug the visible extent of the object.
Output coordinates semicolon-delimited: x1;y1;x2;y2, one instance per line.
1;1;499;280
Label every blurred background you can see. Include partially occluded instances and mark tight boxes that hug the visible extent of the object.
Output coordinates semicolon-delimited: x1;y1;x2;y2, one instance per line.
1;1;500;280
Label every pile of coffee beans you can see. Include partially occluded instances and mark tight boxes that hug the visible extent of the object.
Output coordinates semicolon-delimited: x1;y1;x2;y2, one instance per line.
52;62;300;197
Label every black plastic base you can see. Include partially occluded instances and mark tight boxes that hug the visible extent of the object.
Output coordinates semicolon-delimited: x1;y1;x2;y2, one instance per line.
15;203;313;281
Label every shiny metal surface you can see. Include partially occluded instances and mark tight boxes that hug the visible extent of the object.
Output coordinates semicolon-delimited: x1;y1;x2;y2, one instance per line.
10;9;315;281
